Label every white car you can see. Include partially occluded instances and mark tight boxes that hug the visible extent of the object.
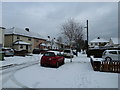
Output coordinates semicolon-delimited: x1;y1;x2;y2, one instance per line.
2;48;14;56
63;49;74;58
102;50;120;61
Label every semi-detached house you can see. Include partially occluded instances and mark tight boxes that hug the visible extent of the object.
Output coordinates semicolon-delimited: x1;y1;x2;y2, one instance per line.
89;37;109;48
4;27;46;52
0;27;5;48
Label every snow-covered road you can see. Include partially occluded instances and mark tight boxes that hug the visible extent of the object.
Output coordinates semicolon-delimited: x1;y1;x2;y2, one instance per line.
1;53;118;88
1;60;39;88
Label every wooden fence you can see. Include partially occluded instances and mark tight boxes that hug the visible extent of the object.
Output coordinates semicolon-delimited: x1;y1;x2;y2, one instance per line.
90;57;120;73
100;61;120;73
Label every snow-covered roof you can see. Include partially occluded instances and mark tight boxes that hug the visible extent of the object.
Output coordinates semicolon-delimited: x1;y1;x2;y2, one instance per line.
4;27;45;40
40;43;46;46
14;41;32;45
90;37;109;43
46;43;51;47
110;38;119;44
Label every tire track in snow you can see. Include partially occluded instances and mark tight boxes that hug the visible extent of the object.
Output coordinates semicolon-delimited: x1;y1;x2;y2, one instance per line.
2;61;39;88
10;71;28;88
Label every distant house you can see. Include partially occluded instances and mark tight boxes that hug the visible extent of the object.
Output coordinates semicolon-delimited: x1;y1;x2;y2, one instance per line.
42;38;64;50
89;37;109;48
4;27;46;52
0;27;5;48
107;38;120;48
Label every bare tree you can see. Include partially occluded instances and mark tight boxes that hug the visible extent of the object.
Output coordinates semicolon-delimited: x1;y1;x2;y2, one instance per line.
57;36;63;44
61;18;85;51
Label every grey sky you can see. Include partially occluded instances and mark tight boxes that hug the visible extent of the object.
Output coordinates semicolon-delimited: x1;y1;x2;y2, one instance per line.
2;2;118;41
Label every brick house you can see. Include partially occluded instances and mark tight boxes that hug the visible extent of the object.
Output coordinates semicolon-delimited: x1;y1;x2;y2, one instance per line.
4;27;46;52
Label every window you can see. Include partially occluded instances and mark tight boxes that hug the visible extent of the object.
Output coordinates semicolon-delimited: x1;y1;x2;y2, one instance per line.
64;50;71;53
109;51;117;54
28;38;31;41
29;46;32;50
17;36;20;39
20;45;23;48
36;39;39;42
103;51;106;55
44;52;55;56
118;51;120;54
91;43;93;46
95;43;98;45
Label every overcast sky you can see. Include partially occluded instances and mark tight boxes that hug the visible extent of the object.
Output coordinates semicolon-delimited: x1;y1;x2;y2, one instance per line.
2;2;118;41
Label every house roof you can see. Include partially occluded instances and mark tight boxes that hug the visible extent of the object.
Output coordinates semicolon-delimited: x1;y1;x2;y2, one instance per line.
4;27;46;40
110;38;119;44
40;43;46;46
90;37;109;43
14;41;32;45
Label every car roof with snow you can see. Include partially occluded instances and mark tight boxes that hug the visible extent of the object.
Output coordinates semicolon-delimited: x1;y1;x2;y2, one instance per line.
105;50;120;52
46;51;60;55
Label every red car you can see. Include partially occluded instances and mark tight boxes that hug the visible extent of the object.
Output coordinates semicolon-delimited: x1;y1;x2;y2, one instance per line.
40;51;65;68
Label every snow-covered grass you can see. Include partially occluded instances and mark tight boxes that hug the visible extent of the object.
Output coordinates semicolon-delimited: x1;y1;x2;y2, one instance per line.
0;54;41;67
2;53;118;88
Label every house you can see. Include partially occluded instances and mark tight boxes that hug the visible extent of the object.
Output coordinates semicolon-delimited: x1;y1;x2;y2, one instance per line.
89;37;109;48
32;33;46;50
107;38;120;48
4;27;46;52
0;27;5;48
41;38;64;50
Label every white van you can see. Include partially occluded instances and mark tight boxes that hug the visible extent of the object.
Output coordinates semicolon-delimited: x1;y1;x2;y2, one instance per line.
102;50;120;61
63;49;74;58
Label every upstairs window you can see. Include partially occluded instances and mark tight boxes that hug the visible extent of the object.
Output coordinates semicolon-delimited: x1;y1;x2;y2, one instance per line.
36;39;39;42
17;36;20;39
28;38;31;41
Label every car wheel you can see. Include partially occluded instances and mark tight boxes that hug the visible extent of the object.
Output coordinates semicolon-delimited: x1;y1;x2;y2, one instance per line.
105;57;112;62
56;62;59;68
62;59;65;64
41;63;44;66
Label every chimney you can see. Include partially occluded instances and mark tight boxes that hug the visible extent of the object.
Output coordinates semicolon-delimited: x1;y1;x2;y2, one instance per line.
25;28;29;32
97;37;100;39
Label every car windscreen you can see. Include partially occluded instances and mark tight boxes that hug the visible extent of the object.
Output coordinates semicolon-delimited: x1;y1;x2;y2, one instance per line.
2;49;11;51
64;50;70;53
44;52;55;56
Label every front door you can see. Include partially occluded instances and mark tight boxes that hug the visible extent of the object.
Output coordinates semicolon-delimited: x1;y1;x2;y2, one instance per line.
26;45;28;51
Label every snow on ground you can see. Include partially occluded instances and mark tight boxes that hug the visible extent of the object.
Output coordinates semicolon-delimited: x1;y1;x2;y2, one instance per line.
2;53;118;88
0;54;41;67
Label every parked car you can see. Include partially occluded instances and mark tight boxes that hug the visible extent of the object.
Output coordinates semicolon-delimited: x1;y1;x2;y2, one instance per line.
57;51;64;56
40;49;49;54
102;50;120;61
32;48;41;54
63;49;74;58
2;48;14;56
14;49;28;56
40;51;65;68
87;48;106;58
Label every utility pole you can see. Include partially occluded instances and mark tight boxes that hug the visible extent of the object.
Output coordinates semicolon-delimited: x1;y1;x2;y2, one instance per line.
86;20;88;53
